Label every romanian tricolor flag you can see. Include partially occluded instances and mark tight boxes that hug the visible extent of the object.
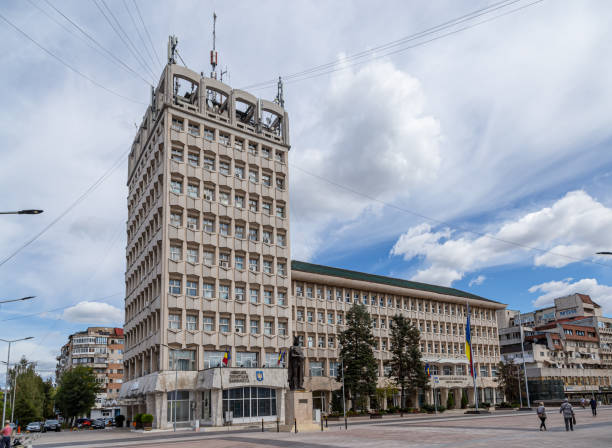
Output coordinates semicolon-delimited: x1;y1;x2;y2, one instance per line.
222;350;230;366
424;363;430;377
465;304;476;378
277;350;285;366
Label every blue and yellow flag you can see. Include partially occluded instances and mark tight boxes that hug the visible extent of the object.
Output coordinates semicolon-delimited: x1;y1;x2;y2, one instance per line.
278;350;285;366
465;304;476;378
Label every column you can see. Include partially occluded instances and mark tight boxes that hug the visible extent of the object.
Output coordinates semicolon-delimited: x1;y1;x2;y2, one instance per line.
412;390;419;409
467;388;475;406
441;388;449;409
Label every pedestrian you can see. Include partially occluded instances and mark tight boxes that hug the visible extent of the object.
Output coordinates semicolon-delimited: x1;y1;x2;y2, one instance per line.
536;401;547;431
560;398;574;431
580;397;586;409
589;397;597;417
1;420;11;448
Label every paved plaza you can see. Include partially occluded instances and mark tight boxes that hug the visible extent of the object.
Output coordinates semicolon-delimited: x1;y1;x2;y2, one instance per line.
34;407;612;448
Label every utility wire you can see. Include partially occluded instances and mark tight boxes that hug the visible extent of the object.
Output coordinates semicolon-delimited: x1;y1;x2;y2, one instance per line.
241;0;544;91
122;0;158;72
132;0;162;69
0;150;129;268
0;11;145;104
290;164;612;270
92;0;157;81
38;0;154;86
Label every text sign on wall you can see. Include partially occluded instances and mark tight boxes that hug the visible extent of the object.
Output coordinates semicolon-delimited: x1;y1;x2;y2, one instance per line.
228;370;249;383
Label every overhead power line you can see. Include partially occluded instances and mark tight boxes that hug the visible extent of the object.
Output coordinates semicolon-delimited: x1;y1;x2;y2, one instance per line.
290;164;612;270
37;0;154;86
241;0;545;91
122;0;158;72
0;11;145;104
0;150;129;268
132;0;162;69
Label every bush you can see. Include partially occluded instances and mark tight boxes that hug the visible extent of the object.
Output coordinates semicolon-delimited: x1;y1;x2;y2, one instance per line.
480;402;491;409
447;393;455;409
115;415;125;428
141;414;154;424
133;413;143;423
461;391;468;409
420;404;445;413
496;402;513;408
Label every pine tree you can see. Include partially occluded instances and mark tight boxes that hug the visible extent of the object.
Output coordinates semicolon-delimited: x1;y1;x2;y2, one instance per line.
338;304;378;411
388;314;429;409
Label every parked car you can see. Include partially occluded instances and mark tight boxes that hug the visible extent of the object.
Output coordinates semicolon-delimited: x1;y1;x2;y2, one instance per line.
75;418;91;429
90;419;105;429
25;422;44;433
44;419;61;432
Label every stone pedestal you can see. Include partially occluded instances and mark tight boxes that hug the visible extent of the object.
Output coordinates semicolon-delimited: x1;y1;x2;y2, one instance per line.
285;390;318;432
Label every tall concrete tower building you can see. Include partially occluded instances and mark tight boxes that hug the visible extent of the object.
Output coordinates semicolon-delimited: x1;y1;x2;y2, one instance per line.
120;40;291;427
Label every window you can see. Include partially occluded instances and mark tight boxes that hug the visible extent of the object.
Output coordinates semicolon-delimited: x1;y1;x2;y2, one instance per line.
235;165;245;179
263;260;273;274
186;315;197;331
235;255;245;270
249;227;259;242
264;320;273;335
219;221;230;236
249;169;258;183
171;147;183;162
203;316;214;331
188;152;199;166
203;250;214;266
328;313;334;324
168;279;181;295
219;284;230;300
204;186;215;201
170;212;182;227
203;217;215;233
203;283;214;299
275;151;284;163
297;309;304;321
276;205;285;218
250;288;259;304
167;390;191;423
328;336;335;348
278;291;286;306
276;176;285;190
250;319;260;335
307;311;313;322
235;319;245;333
219;252;230;268
277;262;286;276
170;245;182;261
261;147;271;159
329;362;339;378
222;387;277;419
171;117;183;131
249;198;258;212
235;224;245;239
204;351;225;368
186;280;197;297
262;201;272;215
262;230;272;244
219;133;230;146
235;195;245;209
307;336;314;347
170;349;196;371
262;173;272;187
277;232;286;246
278;321;287;335
263;290;273;304
204;127;214;141
219;160;230;176
248;142;257;155
187;247;198;263
188;122;200;136
249;257;259;272
443;365;453;376
187;183;199;198
234;139;244;151
235;286;245;302
219;191;230;206
219;317;230;333
168;314;181;329
480;365;489;377
318;335;325;348
186;215;198;230
204;156;215;171
171;180;183;194
310;361;323;377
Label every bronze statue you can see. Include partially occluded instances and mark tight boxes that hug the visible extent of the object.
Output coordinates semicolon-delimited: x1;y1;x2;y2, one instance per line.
288;336;304;390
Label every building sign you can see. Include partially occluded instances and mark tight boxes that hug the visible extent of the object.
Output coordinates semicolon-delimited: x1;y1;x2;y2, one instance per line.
228;370;249;383
559;309;577;317
256;371;264;382
130;381;139;391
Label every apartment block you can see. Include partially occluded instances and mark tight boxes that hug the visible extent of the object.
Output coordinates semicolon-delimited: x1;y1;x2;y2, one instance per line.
56;327;124;419
498;293;612;402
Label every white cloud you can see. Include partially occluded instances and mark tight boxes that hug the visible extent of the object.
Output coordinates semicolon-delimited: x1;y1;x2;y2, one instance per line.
529;278;612;314
390;191;612;285
62;301;123;325
469;275;486;287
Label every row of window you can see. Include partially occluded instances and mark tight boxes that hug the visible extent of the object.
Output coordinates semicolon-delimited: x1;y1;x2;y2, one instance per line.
169;210;288;246
169;245;287;274
168;313;288;336
170;116;285;162
168;278;288;305
295;284;496;320
169;178;286;218
168;349;286;370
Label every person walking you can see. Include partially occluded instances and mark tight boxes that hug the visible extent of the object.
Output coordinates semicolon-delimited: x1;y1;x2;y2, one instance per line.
536;402;547;431
580;397;586;409
560;398;574;431
589;397;597;416
1;420;11;448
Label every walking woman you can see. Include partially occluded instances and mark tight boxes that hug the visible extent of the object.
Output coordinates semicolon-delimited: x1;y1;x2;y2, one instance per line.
536;402;547;431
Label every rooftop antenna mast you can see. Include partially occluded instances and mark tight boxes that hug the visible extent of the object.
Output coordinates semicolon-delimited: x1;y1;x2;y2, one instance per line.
275;76;285;108
210;13;218;79
168;35;178;65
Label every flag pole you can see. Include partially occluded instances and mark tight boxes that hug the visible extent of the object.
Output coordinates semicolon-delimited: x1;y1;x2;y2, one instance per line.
466;299;478;411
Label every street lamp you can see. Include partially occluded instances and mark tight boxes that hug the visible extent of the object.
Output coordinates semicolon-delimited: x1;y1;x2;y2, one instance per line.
0;296;35;305
0;337;33;424
517;315;531;408
0;210;43;215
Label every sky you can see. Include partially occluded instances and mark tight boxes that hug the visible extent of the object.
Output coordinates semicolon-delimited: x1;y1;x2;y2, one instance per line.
1;0;612;380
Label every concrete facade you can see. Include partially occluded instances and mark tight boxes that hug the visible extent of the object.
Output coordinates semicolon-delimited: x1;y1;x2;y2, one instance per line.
56;327;124;418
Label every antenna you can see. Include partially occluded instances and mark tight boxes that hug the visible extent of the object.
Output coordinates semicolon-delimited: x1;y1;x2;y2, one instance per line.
275;76;285;108
210;12;218;79
168;35;178;65
220;66;228;83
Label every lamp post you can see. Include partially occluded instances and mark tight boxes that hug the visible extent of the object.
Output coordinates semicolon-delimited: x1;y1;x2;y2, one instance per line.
0;337;33;424
0;210;43;215
517;316;531;408
341;359;347;430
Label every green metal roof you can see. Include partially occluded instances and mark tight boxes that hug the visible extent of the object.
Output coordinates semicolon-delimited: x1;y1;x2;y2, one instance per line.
291;260;502;304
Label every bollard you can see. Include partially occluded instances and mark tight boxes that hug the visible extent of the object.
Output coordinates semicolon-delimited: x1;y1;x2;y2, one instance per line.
320;415;323;431
276;417;280;432
325;416;328;428
344;416;347;430
262;418;264;432
294;418;298;433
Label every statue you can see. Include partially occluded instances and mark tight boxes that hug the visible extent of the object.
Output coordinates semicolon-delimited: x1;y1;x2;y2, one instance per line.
288;336;305;390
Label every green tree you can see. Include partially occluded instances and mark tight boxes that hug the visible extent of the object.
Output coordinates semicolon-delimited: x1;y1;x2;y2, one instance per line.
446;391;455;409
337;304;378;411
495;361;523;404
55;366;101;424
387;314;429;409
9;357;48;425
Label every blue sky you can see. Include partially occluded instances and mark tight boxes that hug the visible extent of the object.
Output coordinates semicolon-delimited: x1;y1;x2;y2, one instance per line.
1;0;612;377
